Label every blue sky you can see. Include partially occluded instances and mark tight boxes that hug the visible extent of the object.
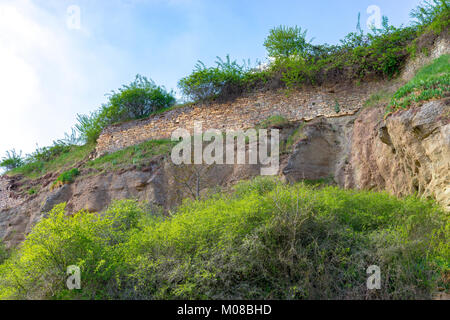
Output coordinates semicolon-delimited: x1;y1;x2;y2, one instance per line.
0;0;423;161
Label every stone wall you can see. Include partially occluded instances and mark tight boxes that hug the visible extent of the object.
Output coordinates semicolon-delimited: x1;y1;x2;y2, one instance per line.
91;33;450;158
95;81;389;157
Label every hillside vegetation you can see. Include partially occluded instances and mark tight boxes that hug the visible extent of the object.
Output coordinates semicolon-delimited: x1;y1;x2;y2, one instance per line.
1;0;448;179
388;54;450;112
0;1;449;301
0;178;448;300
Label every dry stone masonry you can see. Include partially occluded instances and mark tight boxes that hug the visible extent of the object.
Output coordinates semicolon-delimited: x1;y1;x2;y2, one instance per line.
95;34;450;158
95;81;389;157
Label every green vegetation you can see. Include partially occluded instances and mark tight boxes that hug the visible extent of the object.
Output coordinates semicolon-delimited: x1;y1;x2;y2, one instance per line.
411;0;449;34
76;75;176;144
0;178;447;300
7;143;94;179
263;25;312;59
285;122;306;151
85;139;175;172
3;138;173;196
178;55;252;102
54;168;80;185
256;115;290;129
0;149;24;170
178;1;449;102
2;1;448;182
333;100;341;113
388;54;450;112
0;242;8;265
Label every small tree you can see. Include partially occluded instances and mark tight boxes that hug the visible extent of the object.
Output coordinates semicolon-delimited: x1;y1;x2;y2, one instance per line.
178;55;250;102
0;149;24;170
264;25;312;59
76;75;176;144
410;0;449;27
107;74;176;122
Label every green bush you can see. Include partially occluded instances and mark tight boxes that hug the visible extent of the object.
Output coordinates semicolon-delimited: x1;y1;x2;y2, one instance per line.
274;18;417;89
0;201;150;299
76;75;176;144
411;0;449;32
176;2;445;101
75;112;105;145
0;149;24;170
106;75;176;121
1;178;447;300
263;25;312;59
53;168;80;186
178;55;251;102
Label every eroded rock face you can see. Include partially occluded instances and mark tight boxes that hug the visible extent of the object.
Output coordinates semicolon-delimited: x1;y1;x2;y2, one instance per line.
283;115;356;185
353;99;450;210
1;99;449;248
283;98;450;210
0;155;265;247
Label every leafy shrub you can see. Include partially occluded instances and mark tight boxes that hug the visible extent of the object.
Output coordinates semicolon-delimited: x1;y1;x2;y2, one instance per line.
52;168;80;189
106;75;176;122
0;149;24;170
178;55;251;102
176;2;445;101
0;201;151;299
411;0;449;32
76;75;176;144
264;25;312;59
74;112;105;145
1;179;447;300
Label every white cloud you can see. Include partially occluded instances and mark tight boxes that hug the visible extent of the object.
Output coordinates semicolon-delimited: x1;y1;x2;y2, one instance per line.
0;0;124;161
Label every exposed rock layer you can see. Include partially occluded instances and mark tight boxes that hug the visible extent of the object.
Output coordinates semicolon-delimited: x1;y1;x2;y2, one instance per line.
1;98;448;247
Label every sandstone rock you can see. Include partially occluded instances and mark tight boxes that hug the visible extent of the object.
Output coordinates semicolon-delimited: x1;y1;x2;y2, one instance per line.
282;98;449;210
41;184;72;213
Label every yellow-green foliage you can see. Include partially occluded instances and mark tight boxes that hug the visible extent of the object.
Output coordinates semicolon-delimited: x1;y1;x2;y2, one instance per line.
8;144;95;179
388;54;450;112
0;178;448;300
85;139;175;172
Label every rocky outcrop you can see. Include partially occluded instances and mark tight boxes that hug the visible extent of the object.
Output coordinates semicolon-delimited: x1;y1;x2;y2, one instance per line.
283;115;356;183
1;98;449;248
283;98;450;210
351;99;450;210
0;155;266;247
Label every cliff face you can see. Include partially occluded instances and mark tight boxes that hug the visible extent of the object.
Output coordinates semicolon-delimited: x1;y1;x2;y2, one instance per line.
1;97;448;247
1;36;449;248
352;99;450;210
283;98;450;211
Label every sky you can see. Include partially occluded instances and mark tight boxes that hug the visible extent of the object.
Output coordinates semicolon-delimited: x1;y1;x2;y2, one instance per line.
0;0;423;162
